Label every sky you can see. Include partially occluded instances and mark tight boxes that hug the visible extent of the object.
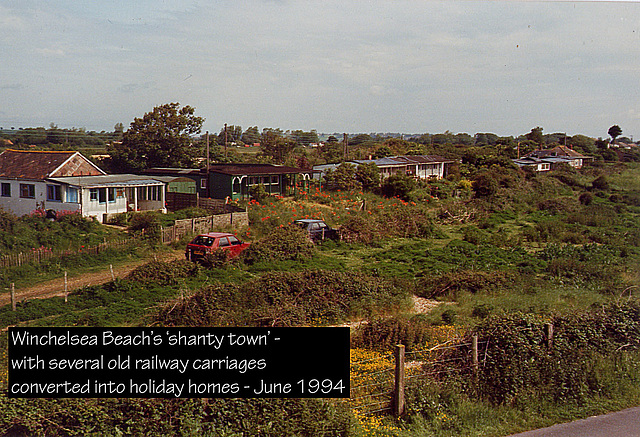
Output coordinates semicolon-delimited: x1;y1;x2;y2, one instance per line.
1;0;640;139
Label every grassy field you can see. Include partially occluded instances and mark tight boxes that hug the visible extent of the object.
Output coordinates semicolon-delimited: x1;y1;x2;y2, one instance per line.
0;162;639;436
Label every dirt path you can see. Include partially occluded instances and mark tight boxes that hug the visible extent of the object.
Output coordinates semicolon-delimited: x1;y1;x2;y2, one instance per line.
1;250;184;307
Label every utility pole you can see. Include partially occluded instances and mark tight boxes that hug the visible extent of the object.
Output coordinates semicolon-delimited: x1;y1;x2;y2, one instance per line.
343;133;348;161
224;124;228;160
206;131;210;198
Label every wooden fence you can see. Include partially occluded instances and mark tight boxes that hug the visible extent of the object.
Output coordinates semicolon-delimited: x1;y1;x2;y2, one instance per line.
0;238;136;269
160;210;249;244
165;193;235;214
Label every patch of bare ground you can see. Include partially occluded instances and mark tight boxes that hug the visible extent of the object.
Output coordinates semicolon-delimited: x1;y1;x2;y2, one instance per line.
336;295;443;329
0;250;184;307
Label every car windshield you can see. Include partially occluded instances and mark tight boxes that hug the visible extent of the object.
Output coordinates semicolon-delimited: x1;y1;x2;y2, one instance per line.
194;236;214;246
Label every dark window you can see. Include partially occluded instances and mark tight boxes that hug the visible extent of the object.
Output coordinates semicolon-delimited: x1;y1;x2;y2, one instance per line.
47;185;62;201
90;188;98;201
98;188;107;204
19;184;35;199
1;183;10;197
218;237;230;247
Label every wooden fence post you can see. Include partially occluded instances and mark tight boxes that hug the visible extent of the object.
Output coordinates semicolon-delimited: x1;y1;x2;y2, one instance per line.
394;344;405;417
11;283;16;311
472;335;479;371
64;271;68;303
546;323;554;349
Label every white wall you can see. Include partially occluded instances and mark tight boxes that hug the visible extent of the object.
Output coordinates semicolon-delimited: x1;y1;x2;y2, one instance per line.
0;180;81;217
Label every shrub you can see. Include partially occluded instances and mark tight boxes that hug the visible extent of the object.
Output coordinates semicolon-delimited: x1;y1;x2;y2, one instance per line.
155;270;410;327
351;314;464;351
472;171;500;198
201;249;230;269
470;303;640;404
126;259;200;285
248;183;269;202
381;174;417;200
241;224;314;264
416;270;518;299
578;191;594;205
128;211;162;240
592;175;610;191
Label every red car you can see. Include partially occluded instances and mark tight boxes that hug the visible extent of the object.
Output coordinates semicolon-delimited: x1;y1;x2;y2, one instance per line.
185;232;250;260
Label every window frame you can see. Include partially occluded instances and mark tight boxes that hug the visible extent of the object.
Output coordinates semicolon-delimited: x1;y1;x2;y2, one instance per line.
1;183;10;197
19;184;35;199
46;184;62;202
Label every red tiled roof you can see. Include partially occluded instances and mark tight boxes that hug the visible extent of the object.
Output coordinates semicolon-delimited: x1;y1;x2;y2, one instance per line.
0;149;104;180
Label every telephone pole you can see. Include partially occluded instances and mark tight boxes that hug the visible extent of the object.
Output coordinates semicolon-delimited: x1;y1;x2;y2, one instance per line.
224;123;228;160
343;133;348;161
206;131;210;198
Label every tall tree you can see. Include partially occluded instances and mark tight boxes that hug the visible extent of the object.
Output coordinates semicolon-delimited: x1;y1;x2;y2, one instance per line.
260;128;296;164
241;126;261;145
525;127;544;148
608;125;622;144
106;103;204;172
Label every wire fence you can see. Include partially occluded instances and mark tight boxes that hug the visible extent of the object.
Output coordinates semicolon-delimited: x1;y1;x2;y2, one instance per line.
350;338;485;416
0;238;138;269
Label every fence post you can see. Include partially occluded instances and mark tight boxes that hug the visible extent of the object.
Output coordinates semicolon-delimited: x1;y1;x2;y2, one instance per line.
546;323;554;349
11;283;16;311
472;335;478;371
64;271;68;303
394;344;405;417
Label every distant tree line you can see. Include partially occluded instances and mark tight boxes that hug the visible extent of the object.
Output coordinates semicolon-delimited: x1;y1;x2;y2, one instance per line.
4;103;638;173
0;123;123;149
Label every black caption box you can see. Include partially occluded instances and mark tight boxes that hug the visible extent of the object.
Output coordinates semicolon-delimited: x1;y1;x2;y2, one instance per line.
8;327;349;399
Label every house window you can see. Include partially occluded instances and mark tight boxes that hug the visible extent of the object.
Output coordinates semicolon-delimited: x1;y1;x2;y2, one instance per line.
98;188;107;204
90;188;98;201
67;187;78;203
20;184;35;199
200;178;207;189
1;183;10;197
47;185;62;202
108;188;116;203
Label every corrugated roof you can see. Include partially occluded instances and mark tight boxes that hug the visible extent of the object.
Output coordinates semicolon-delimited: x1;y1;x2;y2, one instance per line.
48;174;165;188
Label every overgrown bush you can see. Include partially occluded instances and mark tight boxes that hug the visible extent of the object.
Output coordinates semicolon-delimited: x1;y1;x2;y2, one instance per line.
0;397;353;437
340;207;435;244
126;259;200;285
470;302;640;404
155;270;410;327
241;224;314;265
128;211;162;240
416;270;519;299
201;249;230;269
351;314;463;351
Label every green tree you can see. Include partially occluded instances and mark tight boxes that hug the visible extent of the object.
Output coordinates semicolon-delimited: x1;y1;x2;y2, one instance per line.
260;128;296;164
380;174;417;200
218;125;243;145
356;163;381;191
241;126;261;145
525;127;544;147
323;163;360;191
608;125;622;143
106;102;204;172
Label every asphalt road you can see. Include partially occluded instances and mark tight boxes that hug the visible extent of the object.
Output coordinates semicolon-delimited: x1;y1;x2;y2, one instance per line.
509;406;640;437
